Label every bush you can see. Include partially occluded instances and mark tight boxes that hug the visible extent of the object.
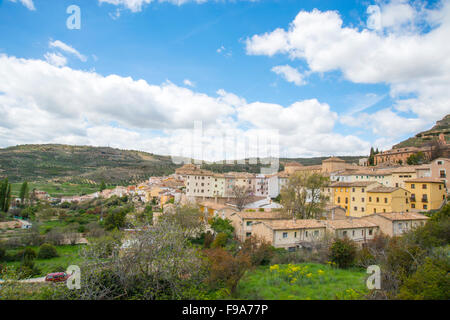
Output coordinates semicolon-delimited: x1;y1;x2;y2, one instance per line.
329;238;357;269
211;232;229;248
37;243;59;259
397;256;450;300
209;217;234;237
16;247;37;261
0;246;5;261
240;236;274;266
204;248;251;294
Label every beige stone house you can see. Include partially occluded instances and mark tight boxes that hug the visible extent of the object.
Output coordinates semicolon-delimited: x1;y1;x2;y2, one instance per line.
229;211;286;241
325;219;379;244
361;212;429;237
251;219;326;251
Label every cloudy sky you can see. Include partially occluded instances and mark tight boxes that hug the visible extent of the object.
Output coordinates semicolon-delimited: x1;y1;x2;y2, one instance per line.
0;0;449;161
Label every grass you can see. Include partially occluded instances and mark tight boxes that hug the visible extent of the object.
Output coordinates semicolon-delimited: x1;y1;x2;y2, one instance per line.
4;244;85;277
236;263;368;300
10;182;111;198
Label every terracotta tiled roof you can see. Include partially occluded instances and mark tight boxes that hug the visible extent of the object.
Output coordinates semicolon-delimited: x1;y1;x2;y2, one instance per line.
367;186;405;193
375;212;429;221
323;157;345;163
285;162;303;167
325;219;378;229
405;177;445;184
261;219;326;230
330;181;380;188
235;211;286;220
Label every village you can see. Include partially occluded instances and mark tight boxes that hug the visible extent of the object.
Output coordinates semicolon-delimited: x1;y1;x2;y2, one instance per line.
8;135;446;253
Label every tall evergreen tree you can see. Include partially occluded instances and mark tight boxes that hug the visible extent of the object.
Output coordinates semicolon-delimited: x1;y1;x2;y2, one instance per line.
0;178;11;212
19;181;29;205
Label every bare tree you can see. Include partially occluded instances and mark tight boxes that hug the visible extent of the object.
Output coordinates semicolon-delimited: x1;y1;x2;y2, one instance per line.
280;171;330;219
231;185;251;211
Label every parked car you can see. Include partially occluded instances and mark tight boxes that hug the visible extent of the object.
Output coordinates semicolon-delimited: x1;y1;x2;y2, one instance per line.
45;272;69;282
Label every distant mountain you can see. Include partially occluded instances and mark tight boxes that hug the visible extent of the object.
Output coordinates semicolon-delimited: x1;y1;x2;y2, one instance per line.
393;114;450;149
0;144;179;184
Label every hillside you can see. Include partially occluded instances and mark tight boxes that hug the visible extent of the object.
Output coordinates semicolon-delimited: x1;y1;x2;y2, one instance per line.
393;114;450;148
0;144;366;185
0;144;179;184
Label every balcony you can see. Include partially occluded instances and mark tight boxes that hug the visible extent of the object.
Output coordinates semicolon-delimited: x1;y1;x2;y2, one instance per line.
421;197;428;203
410;196;416;202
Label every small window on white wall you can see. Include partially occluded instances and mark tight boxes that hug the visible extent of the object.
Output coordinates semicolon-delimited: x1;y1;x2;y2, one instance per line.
283;232;288;238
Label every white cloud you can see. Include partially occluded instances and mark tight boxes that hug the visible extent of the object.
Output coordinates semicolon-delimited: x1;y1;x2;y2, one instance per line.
44;52;67;68
271;65;306;86
49;40;87;62
0;54;369;159
246;0;450;140
8;0;35;11
183;79;195;87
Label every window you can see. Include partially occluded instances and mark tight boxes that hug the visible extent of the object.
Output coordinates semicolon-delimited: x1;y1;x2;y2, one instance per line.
314;230;319;236
294;232;297;238
345;198;348;204
246;232;252;237
343;231;347;236
354;207;357;211
305;231;308;237
411;184;415;189
362;197;365;202
376;197;380;203
412;203;415;208
373;208;376;213
283;232;288;238
337;197;341;204
246;221;252;226
352;197;355;201
352;230;355;236
423;204;428;210
422;184;427;190
396;183;399;187
362;188;365;193
369;229;373;236
362;207;365;212
384;198;388;203
352;188;355;192
439;184;442;190
437;160;443;165
369;197;372;202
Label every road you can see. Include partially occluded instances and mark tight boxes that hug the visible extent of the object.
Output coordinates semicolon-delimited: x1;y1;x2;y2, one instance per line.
0;277;46;284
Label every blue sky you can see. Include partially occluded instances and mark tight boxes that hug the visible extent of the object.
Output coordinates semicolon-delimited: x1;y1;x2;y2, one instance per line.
0;0;449;160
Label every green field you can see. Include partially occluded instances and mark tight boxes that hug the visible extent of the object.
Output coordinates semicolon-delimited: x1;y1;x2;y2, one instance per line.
5;244;85;277
10;182;108;198
236;263;368;300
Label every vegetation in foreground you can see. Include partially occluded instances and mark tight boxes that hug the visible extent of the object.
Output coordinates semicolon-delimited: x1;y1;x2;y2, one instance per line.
237;263;367;300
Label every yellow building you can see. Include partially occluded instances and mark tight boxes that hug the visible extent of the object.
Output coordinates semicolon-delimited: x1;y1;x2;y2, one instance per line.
405;178;447;211
330;181;381;217
366;187;411;214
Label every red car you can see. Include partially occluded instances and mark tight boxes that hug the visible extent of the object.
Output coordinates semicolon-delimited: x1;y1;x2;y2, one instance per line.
45;272;69;283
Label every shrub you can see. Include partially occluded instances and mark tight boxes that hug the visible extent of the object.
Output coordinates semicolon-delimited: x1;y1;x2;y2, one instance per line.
240;236;274;266
0;246;5;261
204;231;214;249
211;232;229;248
329;238;357;269
204;248;251;294
37;243;59;259
397;256;450;300
209;217;234;237
16;247;37;261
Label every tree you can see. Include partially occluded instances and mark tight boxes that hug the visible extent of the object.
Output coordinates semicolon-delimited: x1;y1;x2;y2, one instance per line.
159;205;205;238
231;185;251;211
37;243;59;259
66;219;208;300
0;178;11;213
406;152;426;165
280;172;330;219
329;238;357;269
209;217;234;237
19;182;29;206
99;181;106;192
368;147;375;166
